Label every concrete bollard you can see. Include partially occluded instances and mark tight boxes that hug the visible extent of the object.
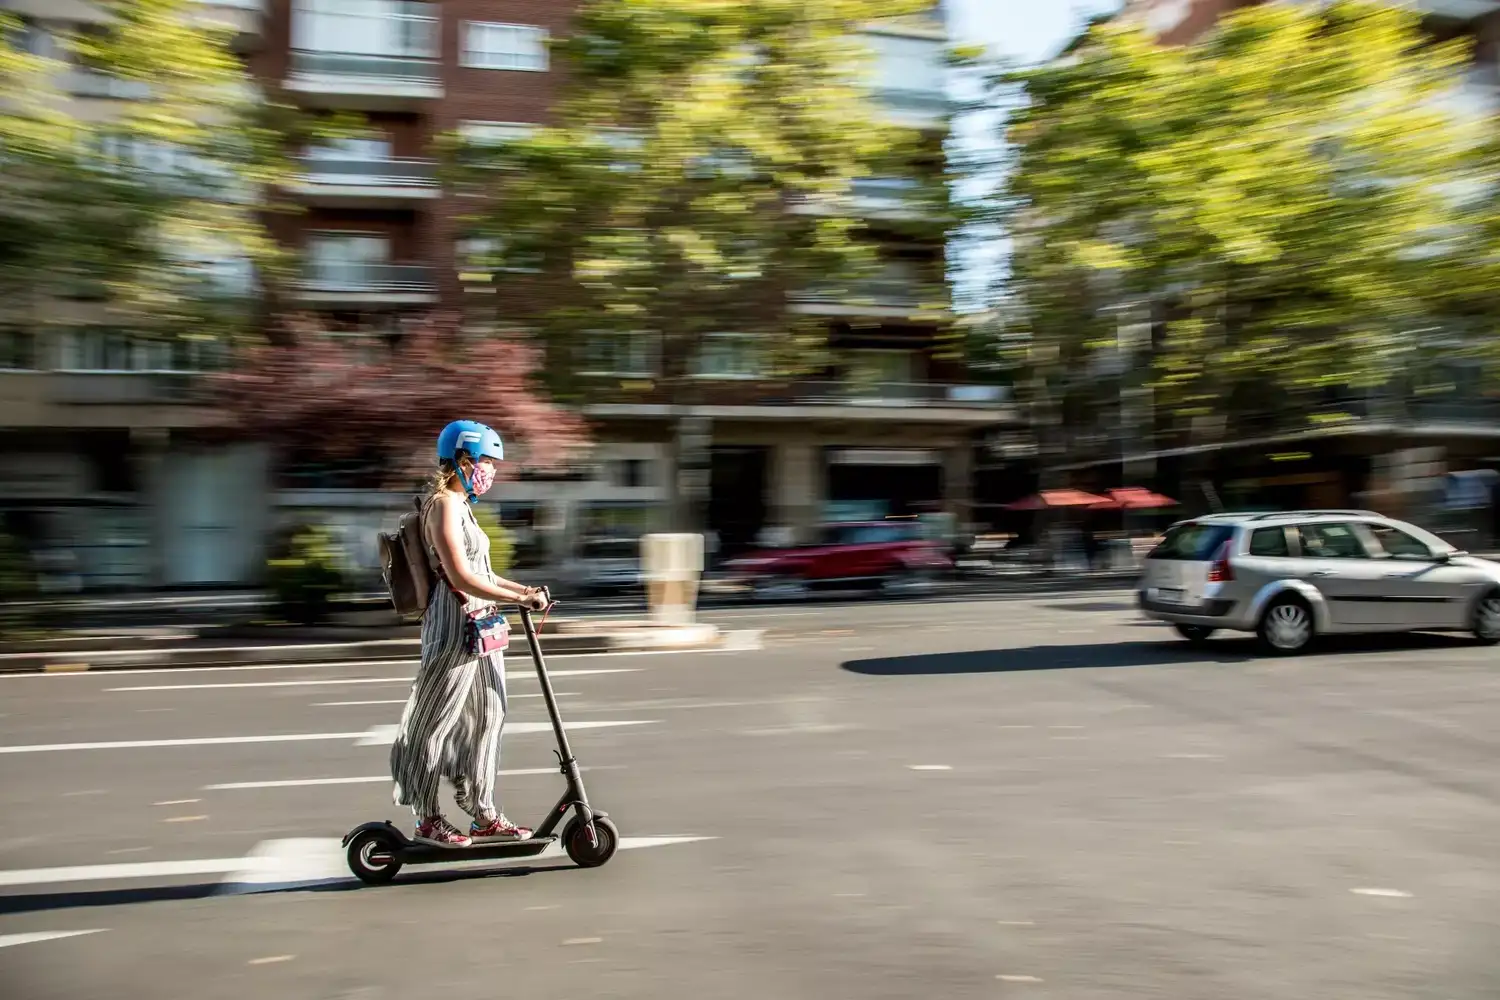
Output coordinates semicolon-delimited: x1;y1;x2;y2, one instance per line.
641;533;705;626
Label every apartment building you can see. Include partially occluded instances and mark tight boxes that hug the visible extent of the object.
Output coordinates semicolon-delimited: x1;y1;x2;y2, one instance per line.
0;0;1017;590
1051;0;1500;533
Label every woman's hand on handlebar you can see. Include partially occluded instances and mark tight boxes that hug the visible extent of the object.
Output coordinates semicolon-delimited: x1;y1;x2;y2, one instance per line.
519;586;550;611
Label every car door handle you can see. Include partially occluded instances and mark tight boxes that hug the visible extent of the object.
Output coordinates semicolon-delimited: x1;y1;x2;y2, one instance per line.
1306;570;1334;578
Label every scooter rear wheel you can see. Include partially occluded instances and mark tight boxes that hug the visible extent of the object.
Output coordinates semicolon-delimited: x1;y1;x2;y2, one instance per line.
563;816;619;868
347;829;403;884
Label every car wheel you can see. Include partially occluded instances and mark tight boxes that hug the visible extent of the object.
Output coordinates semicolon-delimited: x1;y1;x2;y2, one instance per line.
1473;588;1500;645
1172;623;1216;645
1257;595;1314;655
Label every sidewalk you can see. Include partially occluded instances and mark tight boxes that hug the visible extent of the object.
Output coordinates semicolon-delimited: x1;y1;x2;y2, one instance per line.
0;617;745;675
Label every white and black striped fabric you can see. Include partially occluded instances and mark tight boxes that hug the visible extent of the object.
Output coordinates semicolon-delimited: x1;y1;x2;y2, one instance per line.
389;496;509;821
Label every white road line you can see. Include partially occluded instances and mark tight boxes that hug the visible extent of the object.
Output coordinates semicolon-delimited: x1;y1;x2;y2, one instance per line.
907;765;952;771
0;836;718;890
0;720;657;755
219;835;719;892
354;720;656;746
204;766;609;790
106;670;637;692
311;692;572;707
0;930;108;949
0;858;246;886
1;643;760;682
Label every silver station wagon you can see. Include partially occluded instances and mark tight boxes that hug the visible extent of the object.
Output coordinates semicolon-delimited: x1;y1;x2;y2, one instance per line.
1138;510;1500;654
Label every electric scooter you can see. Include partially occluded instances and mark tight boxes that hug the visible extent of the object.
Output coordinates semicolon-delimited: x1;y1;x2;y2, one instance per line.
341;588;618;885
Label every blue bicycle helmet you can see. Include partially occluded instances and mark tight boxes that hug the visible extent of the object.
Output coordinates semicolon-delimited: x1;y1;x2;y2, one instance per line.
436;420;505;503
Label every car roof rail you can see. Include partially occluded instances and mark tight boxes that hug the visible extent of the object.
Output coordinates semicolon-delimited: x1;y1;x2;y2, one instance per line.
1246;509;1382;521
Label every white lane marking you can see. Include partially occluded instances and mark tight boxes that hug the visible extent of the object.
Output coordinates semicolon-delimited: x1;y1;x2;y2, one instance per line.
2;643;760;681
248;955;295;965
354;719;656;746
1352;887;1412;898
204;766;613;790
908;765;952;771
563;937;602;946
1;733;367;755
107;670;636;692
312;692;573;707
153;799;200;806
0;858;247;887
220;835;718;893
0;930;108;950
0;719;658;755
995;975;1043;983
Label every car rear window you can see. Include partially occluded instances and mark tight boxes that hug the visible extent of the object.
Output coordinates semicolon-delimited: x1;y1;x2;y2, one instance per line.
1248;526;1290;557
1149;523;1235;561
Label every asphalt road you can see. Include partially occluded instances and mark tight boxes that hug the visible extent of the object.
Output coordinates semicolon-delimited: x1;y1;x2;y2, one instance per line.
2;593;1498;999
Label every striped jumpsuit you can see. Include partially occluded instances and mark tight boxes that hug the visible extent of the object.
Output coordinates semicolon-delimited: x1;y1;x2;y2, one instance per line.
389;496;509;821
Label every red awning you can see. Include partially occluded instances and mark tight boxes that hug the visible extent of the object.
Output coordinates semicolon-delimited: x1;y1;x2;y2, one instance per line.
1107;487;1177;510
1005;489;1115;511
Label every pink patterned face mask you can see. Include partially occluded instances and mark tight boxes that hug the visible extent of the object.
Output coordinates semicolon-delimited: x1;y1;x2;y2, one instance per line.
469;464;496;497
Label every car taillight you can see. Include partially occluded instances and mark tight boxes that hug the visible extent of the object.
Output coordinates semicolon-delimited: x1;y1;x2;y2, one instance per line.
1207;540;1234;583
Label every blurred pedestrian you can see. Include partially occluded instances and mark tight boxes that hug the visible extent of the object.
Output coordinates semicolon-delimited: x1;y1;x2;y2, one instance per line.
389;420;549;848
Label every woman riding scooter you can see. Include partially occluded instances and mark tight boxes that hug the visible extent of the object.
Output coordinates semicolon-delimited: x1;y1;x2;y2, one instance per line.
389;420;550;847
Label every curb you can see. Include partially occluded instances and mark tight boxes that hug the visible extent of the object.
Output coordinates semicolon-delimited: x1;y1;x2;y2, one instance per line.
0;626;735;676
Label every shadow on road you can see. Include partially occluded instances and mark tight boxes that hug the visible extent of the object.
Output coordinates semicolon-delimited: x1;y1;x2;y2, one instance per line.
0;862;582;916
1041;601;1137;613
842;640;1249;675
842;631;1483;676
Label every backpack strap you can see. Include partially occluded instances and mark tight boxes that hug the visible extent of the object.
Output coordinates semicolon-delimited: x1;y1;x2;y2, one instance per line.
421;490;468;600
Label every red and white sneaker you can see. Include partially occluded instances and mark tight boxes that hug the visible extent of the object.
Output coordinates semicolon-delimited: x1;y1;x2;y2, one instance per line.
415;815;472;848
470;814;532;842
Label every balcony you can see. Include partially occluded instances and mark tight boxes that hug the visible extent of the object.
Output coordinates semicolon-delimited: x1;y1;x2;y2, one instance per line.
191;0;266;52
62;68;151;100
1413;0;1500;21
875;86;949;128
48;372;207;406
285;0;441;109
790;176;946;222
292;155;439;206
294;262;438;306
580;379;1013;426
790;272;949;320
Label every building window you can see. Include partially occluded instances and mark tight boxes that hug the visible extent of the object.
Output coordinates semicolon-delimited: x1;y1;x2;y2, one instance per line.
581;331;657;377
53;329;219;373
695;333;763;380
462;22;548;72
0;328;36;371
306;231;390;285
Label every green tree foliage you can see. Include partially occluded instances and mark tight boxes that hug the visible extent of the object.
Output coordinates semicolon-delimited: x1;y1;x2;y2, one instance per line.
448;0;940;396
979;1;1500;461
0;1;354;352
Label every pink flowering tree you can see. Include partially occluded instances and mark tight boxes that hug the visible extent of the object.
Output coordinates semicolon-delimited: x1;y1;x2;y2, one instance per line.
212;313;591;489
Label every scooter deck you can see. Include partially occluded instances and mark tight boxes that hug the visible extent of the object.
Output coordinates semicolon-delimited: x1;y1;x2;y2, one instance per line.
398;835;559;864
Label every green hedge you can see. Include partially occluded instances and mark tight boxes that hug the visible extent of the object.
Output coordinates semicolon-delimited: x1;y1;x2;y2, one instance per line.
472;503;515;576
265;523;346;625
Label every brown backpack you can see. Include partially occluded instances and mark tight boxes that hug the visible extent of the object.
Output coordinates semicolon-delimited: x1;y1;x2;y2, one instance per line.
378;495;436;620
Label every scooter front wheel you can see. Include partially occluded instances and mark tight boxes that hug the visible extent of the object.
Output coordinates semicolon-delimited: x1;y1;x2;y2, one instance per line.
347;829;403;884
563;816;619;868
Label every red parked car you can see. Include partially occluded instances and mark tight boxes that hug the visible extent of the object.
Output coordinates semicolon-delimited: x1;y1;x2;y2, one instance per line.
716;520;952;600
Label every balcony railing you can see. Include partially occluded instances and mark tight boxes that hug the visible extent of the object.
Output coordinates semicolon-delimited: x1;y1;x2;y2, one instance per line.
792;276;941;309
299;262;436;294
289;51;440;83
585;379;1008;411
299;155;437;188
784;381;1006;407
63;69;151;100
876;86;949;118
